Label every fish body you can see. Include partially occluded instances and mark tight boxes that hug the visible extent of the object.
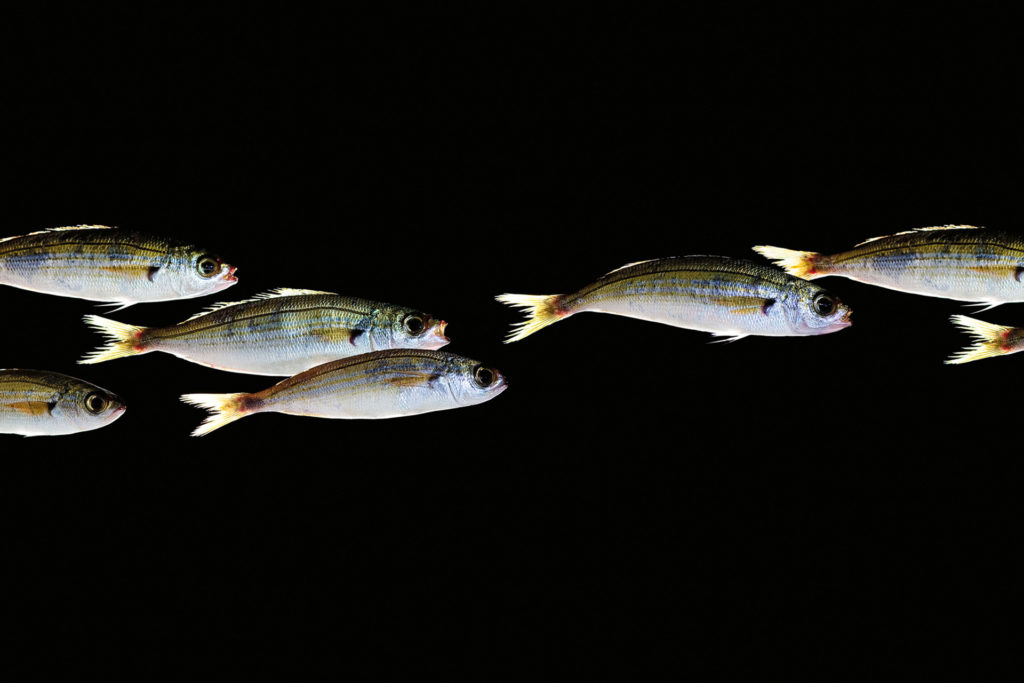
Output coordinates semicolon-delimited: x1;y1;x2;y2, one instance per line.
81;289;450;376
496;256;852;342
946;315;1024;364
0;225;237;306
0;369;125;436
181;349;506;436
754;226;1024;307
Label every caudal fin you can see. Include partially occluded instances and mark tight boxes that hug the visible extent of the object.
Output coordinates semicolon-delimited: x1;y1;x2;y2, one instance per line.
79;315;149;364
752;245;828;279
495;293;566;343
945;315;1015;365
180;393;250;436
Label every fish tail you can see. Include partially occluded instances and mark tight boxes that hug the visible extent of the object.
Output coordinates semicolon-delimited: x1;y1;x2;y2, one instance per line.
495;293;568;343
752;245;831;279
79;315;149;364
945;315;1014;365
180;392;251;436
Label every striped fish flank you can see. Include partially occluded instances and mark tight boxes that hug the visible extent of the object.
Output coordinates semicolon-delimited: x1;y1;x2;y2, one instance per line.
80;288;450;376
496;256;852;342
754;225;1024;308
180;350;506;435
0;225;237;307
0;369;125;436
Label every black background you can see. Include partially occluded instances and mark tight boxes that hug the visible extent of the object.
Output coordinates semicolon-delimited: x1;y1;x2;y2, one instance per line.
3;7;1020;670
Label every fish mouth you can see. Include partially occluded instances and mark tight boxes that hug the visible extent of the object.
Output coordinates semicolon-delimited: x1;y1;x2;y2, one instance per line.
430;320;450;345
222;265;239;283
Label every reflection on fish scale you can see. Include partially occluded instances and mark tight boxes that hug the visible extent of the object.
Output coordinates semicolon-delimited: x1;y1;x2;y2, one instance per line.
180;349;506;436
0;369;125;437
0;225;237;308
497;255;852;343
79;288;450;376
754;225;1024;309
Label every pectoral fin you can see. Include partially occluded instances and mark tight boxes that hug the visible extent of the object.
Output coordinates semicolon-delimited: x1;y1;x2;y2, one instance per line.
4;401;54;416
384;371;443;388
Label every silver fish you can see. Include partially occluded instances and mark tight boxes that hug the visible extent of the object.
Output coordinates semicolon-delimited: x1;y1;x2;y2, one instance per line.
0;225;237;307
80;288;449;376
754;225;1024;309
181;350;507;436
0;369;126;436
497;256;852;342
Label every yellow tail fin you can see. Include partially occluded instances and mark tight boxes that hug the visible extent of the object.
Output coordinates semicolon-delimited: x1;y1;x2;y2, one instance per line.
945;315;1014;365
495;293;566;343
79;315;149;364
752;245;827;279
180;393;250;436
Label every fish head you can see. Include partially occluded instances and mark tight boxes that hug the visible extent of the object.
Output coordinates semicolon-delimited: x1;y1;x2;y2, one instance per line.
388;308;451;350
55;382;127;433
446;357;508;406
788;283;853;335
166;247;239;298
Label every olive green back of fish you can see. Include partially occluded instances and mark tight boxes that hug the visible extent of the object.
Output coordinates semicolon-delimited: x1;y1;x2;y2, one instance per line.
0;225;237;305
0;369;125;436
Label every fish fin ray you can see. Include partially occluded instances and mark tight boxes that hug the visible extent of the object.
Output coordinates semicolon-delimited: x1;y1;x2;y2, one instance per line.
946;315;1014;364
752;245;826;279
0;225;116;244
180;288;337;322
854;224;982;246
3;401;54;416
80;315;148;364
708;333;749;343
180;393;250;436
495;293;566;343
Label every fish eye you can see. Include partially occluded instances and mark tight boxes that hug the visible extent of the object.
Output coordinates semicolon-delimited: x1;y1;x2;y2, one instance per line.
84;392;109;415
196;256;219;278
404;314;426;335
473;365;496;388
813;294;835;316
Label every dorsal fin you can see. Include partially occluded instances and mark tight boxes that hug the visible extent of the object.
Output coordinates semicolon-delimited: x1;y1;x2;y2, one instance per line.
0;225;115;244
854;225;982;247
604;258;664;275
180;288;337;323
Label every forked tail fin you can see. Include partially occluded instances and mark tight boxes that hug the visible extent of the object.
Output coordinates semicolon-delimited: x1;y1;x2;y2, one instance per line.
495;293;566;343
180;393;250;436
752;245;829;279
79;315;149;364
945;315;1016;365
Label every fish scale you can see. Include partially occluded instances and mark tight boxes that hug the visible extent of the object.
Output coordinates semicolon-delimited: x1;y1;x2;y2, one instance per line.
0;369;125;437
180;349;507;436
754;225;1024;306
497;255;853;342
80;288;450;376
0;225;237;306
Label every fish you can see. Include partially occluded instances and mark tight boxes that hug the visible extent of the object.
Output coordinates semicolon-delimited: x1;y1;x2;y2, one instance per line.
0;225;238;308
0;369;126;436
945;315;1024;365
495;255;852;342
753;225;1024;309
79;288;450;376
180;349;506;436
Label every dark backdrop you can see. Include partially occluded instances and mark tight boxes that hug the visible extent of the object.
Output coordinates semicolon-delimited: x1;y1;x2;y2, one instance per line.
3;8;1018;670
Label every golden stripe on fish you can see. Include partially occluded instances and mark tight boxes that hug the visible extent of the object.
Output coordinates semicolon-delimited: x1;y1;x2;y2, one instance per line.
0;369;125;436
496;256;852;342
945;315;1024;365
754;225;1024;308
79;288;450;376
0;225;237;307
180;349;506;436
